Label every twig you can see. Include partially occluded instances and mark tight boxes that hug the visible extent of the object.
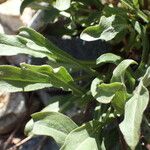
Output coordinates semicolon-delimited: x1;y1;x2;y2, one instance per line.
3;128;18;150
7;136;32;150
3;115;26;150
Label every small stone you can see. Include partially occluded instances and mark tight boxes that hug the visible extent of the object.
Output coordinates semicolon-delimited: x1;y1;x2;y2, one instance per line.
0;0;34;34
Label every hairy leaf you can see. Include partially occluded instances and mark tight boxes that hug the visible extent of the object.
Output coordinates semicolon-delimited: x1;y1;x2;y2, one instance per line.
0;27;94;74
28;112;78;145
91;79;128;113
119;67;150;149
80;15;128;41
111;59;137;83
25;94;76;136
91;81;124;104
0;64;82;95
60;121;102;150
96;53;121;66
0;27;79;66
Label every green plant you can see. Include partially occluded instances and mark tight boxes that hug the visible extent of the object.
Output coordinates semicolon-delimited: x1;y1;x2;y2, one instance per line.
0;0;150;149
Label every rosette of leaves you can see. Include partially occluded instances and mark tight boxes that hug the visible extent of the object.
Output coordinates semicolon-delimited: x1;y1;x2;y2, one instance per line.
0;0;150;150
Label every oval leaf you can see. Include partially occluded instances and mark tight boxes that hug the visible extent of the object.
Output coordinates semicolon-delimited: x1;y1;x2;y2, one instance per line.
91;80;125;104
30;112;78;145
96;53;121;66
53;0;71;11
60;121;102;150
81;15;128;42
119;67;150;149
80;25;103;41
0;64;82;95
111;59;137;83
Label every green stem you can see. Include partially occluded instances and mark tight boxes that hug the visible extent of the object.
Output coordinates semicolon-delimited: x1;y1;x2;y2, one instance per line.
135;26;150;77
140;26;150;67
120;0;149;23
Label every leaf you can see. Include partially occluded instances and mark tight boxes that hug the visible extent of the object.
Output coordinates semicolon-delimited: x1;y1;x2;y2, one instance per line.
90;78;102;99
25;104;60;136
111;59;137;83
80;15;128;41
91;78;128;113
142;67;150;87
28;112;78;145
80;25;103;41
0;64;82;95
132;0;139;8
96;53;121;66
91;79;125;104
0;27;80;66
119;67;150;149
0;33;49;58
0;32;54;59
0;27;94;75
134;21;142;35
18;27;77;63
25;94;76;136
60;121;102;150
53;0;71;11
111;90;128;113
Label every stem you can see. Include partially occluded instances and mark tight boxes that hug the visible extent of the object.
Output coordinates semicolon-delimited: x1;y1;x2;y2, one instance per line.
140;26;150;67
120;0;149;23
137;9;149;23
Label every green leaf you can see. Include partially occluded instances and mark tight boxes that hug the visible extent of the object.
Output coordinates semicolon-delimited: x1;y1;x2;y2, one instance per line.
91;79;125;104
134;21;142;35
0;64;82;95
80;15;128;41
25;97;61;136
53;0;71;11
111;89;128;113
142;67;150;87
0;27;95;75
0;33;50;59
25;94;77;137
111;59;137;83
0;27;78;65
60;121;102;150
132;0;139;8
18;27;77;63
80;25;103;41
29;112;78;145
96;53;121;66
91;78;128;113
0;32;54;59
119;67;150;149
91;78;102;100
